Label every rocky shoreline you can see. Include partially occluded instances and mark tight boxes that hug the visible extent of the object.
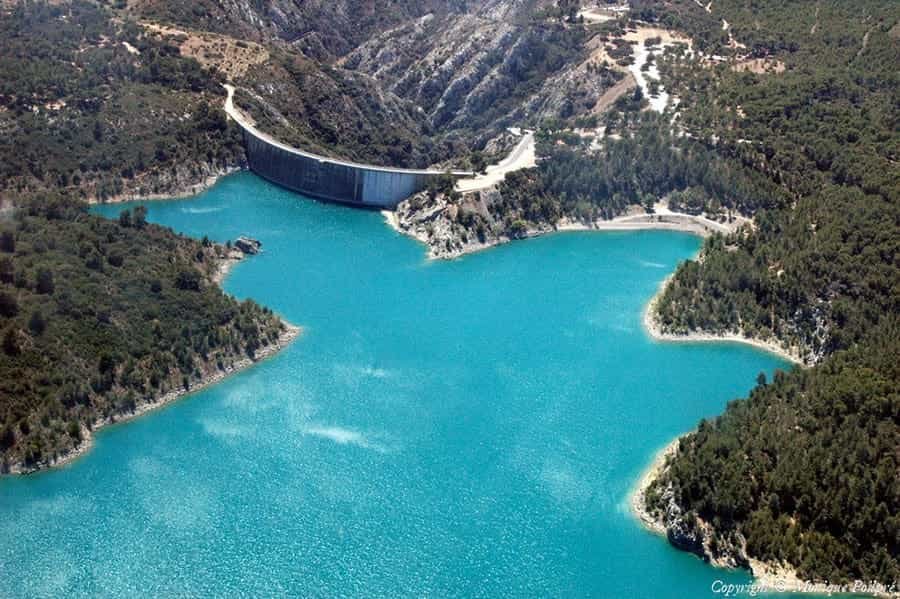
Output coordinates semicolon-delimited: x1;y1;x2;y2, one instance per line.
86;165;242;206
7;323;300;475
631;435;899;598
213;248;246;285
630;438;680;536
389;188;877;594
631;436;750;570
386;192;748;261
7;235;295;476
387;189;806;365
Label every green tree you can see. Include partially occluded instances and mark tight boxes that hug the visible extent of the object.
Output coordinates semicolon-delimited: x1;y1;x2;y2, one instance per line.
0;231;14;253
2;328;19;356
133;205;148;229
175;269;201;291
35;268;54;295
0;291;18;317
28;310;47;335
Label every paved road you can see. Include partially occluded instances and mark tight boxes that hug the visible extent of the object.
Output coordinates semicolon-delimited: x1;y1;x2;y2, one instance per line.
456;131;537;193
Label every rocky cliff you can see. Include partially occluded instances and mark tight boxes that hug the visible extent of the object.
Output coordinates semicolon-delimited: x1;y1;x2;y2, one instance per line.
343;4;621;138
235;55;444;168
165;0;623;165
133;0;466;59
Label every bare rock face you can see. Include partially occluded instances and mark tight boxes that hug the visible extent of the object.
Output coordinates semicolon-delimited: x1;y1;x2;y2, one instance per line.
342;2;620;138
392;181;561;260
658;484;751;570
234;236;262;255
239;57;442;169
392;189;499;259
661;485;707;556
138;0;464;59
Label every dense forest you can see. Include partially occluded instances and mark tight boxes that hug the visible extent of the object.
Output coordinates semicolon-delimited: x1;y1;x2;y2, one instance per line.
631;0;900;588
0;195;286;472
0;0;316;474
486;112;787;230
648;0;899;361
645;326;899;585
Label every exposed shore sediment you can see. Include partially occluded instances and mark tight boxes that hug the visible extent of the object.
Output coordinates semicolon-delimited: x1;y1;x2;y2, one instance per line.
642;273;805;365
8;323;300;475
389;193;861;593
7;228;296;476
386;198;748;261
387;195;805;365
86;166;242;205
212;248;248;284
630;438;680;535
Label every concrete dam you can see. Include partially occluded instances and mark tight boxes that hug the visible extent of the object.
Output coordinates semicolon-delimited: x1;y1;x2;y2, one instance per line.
224;86;472;209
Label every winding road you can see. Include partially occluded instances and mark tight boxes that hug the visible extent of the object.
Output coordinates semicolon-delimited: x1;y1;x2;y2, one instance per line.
456;130;537;193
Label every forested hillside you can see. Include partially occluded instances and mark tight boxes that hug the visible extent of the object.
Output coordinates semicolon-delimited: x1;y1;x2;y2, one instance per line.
0;196;287;473
649;0;899;361
634;0;900;588
0;0;319;474
490;113;785;228
645;326;899;585
0;0;472;197
0;1;245;202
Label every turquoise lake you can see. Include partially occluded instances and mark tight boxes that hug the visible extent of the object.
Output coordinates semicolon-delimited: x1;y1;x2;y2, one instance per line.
2;172;795;597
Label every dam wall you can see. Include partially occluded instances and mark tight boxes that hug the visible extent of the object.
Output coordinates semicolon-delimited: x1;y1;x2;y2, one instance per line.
243;131;435;208
226;86;472;209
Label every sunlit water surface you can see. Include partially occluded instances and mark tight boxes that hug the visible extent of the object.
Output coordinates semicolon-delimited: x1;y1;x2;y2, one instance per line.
1;172;797;597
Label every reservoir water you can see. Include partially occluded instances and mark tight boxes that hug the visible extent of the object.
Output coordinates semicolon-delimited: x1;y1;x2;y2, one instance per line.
3;172;792;597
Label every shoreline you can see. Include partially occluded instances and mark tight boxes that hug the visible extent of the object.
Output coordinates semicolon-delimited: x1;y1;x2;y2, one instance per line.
628;433;900;599
85;166;242;206
630;437;680;535
386;200;805;365
213;248;247;285
392;198;856;592
8;235;293;476
630;435;899;598
642;273;805;366
385;202;747;261
7;323;300;476
7;173;298;476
